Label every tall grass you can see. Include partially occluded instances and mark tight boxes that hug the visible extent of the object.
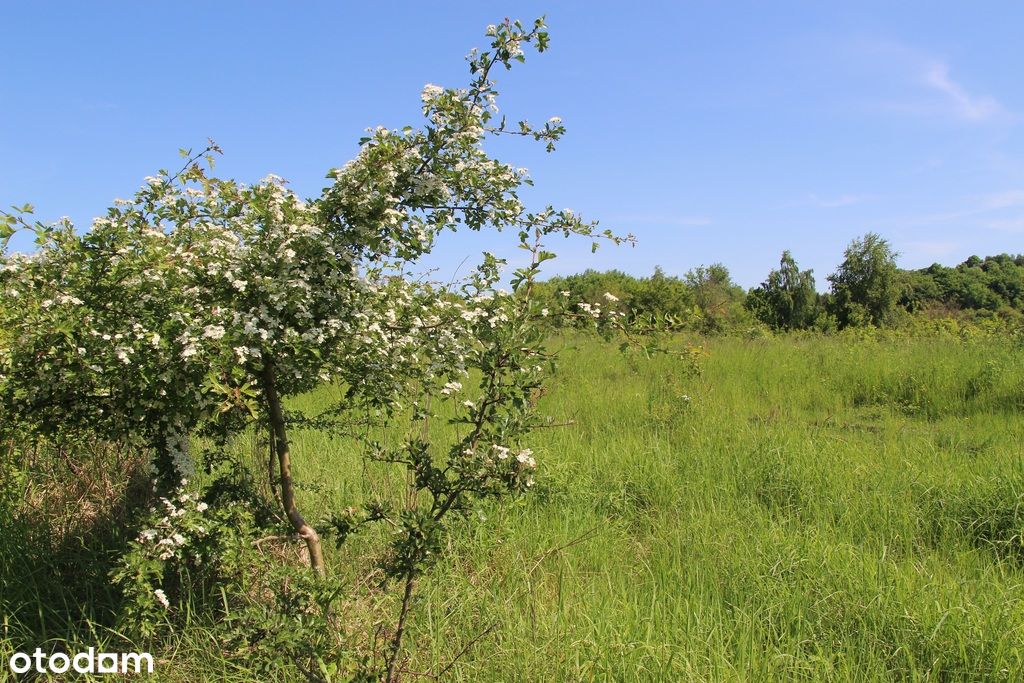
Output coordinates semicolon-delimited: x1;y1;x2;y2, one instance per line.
2;333;1023;680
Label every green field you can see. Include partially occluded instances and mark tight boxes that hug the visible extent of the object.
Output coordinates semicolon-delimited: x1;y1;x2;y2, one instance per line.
4;332;1024;681
373;334;1024;681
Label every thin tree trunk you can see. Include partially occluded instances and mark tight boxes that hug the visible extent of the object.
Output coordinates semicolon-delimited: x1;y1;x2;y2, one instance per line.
267;423;278;500
261;361;326;577
386;572;416;683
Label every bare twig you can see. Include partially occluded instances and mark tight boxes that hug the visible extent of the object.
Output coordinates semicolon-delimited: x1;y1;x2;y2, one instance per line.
432;621;500;679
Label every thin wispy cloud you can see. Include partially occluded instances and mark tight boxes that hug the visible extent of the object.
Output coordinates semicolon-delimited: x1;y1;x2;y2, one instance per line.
607;213;713;227
895;189;1024;232
984;217;1024;234
901;240;960;259
775;193;873;209
922;62;1002;122
73;99;119;112
807;193;871;208
846;38;1010;124
982;189;1024;210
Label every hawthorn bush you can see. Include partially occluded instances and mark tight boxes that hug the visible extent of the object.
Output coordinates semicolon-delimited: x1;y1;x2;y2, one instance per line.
0;17;689;680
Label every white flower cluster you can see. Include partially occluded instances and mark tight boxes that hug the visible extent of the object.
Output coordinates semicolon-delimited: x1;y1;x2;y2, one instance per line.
577;301;602;319
134;484;210;562
483;444;538;488
421;83;444;103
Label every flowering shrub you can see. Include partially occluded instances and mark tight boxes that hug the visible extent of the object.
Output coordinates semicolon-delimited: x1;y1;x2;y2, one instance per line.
0;16;692;680
111;482;242;638
111;475;359;678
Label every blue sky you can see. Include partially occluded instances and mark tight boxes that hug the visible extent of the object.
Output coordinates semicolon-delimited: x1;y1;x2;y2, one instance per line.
2;1;1022;289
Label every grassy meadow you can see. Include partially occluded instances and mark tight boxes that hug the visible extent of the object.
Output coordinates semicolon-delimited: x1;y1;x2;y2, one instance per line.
3;332;1024;681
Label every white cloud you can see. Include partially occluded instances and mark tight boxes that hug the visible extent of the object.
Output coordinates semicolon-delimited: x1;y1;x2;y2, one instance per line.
896;189;1024;229
984;217;1024;233
901;240;960;259
607;213;713;227
807;193;871;208
844;39;1009;124
922;62;1002;122
775;193;872;210
981;189;1024;210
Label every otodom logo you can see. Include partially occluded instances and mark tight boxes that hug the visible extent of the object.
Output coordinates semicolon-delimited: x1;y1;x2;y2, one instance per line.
8;647;153;676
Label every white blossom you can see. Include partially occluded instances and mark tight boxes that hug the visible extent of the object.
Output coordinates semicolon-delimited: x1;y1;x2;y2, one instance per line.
202;324;226;340
516;449;536;468
421;83;444;102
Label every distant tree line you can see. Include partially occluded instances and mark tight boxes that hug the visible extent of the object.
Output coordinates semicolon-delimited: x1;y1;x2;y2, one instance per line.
534;233;1024;333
